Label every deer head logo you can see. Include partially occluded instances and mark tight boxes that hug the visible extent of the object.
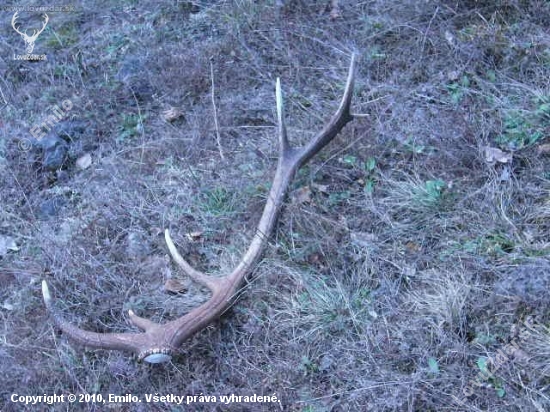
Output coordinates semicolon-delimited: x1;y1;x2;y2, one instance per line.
11;12;49;54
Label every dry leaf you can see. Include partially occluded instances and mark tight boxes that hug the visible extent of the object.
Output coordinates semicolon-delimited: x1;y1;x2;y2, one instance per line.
307;252;324;267
150;227;164;237
484;147;513;164
292;186;312;204
312;183;329;194
164;278;188;294
405;241;421;252
447;70;460;81
186;231;203;241
444;30;456;47
162;107;184;122
329;0;341;20
76;153;92;170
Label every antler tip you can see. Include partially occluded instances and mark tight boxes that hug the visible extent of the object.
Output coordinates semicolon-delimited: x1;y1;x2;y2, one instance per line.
275;78;283;114
275;77;289;152
41;280;52;307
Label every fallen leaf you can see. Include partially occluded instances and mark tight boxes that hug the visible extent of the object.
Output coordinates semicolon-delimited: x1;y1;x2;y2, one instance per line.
164;278;188;294
306;252;325;267
76;153;92;170
162;107;184;122
186;231;203;241
150;227;164;237
447;70;460;81
484;147;513;164
405;241;421;252
329;0;341;20
292;186;312;204
444;30;455;47
312;183;329;194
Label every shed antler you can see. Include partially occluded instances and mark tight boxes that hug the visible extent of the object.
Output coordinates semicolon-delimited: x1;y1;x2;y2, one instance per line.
42;54;358;363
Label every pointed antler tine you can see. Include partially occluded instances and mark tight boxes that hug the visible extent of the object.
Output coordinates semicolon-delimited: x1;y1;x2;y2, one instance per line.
42;280;53;308
164;229;219;292
11;12;22;34
341;52;357;115
128;310;158;332
42;280;143;355
276;78;289;153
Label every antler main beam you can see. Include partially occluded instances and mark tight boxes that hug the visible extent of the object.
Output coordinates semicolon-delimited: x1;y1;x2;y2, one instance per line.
42;54;358;363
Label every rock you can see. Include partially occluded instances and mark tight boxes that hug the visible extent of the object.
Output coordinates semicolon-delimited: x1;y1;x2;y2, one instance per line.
32;133;64;151
31;134;68;171
55;120;88;139
116;56;154;102
43;142;68;170
38;196;66;219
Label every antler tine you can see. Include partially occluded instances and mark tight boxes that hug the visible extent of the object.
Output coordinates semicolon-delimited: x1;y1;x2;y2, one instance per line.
31;14;49;37
42;281;144;353
164;229;219;292
42;54;358;363
38;13;49;33
276;78;290;153
299;52;357;167
11;12;23;36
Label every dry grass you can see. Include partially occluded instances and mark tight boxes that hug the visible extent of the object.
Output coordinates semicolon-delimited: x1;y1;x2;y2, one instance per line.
1;0;550;410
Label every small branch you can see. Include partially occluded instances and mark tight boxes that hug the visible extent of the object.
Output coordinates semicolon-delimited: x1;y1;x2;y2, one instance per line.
210;58;225;160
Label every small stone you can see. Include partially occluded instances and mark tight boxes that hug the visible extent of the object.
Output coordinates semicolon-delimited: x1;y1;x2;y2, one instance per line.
43;144;68;170
76;153;92;170
38;196;65;219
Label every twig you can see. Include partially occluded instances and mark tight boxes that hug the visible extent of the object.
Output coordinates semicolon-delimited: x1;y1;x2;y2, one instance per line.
210;58;225;160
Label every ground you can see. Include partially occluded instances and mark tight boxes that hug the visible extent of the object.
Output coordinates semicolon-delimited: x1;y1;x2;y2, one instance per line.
1;1;550;411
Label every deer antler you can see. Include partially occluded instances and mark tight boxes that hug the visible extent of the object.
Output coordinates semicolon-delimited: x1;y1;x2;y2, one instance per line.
11;12;24;37
11;12;49;54
42;54;358;363
33;14;49;38
11;12;49;38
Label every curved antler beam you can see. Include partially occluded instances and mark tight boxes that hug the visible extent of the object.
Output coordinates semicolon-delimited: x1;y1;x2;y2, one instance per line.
42;53;358;363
